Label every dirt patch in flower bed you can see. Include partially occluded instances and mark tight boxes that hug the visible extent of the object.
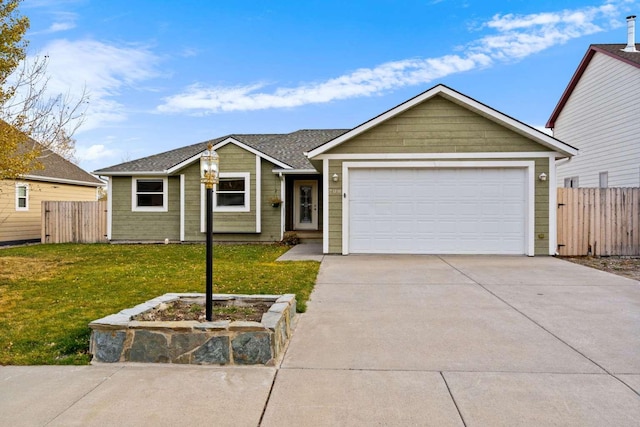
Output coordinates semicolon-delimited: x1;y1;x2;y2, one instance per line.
562;256;640;281
133;299;272;322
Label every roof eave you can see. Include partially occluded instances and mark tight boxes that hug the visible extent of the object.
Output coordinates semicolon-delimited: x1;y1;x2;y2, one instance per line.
94;171;169;177
271;168;319;174
95;137;295;176
547;45;640;128
22;175;105;187
308;84;577;159
546;47;597;128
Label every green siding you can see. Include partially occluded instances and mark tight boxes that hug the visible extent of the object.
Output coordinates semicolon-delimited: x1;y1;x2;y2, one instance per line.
534;158;550;255
328;161;343;254
212;144;257;233
183;162;203;241
255;158;282;242
112;144;283;243
111;176;180;241
323;95;553;255
327;96;547;155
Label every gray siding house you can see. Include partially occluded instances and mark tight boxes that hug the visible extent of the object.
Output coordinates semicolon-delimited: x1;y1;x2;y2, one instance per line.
547;17;640;187
95;84;577;255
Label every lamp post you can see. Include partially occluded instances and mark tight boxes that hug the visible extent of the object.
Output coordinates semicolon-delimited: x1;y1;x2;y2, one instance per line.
201;143;219;321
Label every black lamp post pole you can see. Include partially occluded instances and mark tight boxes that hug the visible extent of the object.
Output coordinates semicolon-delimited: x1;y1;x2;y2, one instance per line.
205;185;213;321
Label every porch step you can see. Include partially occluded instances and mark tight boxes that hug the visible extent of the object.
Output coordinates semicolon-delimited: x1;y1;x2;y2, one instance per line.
289;231;322;243
299;237;322;243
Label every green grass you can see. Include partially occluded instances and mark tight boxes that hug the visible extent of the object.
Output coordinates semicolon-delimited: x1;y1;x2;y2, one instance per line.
0;243;319;365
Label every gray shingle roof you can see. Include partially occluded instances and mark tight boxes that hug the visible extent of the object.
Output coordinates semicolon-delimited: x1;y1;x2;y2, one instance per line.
593;44;640;66
27;145;103;186
94;129;349;174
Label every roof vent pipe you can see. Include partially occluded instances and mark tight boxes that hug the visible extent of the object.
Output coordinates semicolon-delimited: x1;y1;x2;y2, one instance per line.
623;15;637;52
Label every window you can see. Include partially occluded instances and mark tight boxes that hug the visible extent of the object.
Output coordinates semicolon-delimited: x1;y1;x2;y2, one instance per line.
132;177;168;211
214;173;250;212
16;184;28;211
599;172;608;188
564;176;579;188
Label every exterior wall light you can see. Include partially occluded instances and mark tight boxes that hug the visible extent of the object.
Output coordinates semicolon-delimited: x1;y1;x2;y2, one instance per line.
538;172;547;182
332;173;339;182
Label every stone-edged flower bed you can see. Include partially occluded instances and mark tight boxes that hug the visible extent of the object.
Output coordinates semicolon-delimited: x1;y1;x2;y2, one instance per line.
89;293;296;366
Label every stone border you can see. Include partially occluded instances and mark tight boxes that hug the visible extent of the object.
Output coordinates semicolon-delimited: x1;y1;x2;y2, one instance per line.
89;293;296;365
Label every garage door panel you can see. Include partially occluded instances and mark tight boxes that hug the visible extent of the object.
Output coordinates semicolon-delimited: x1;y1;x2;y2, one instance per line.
348;167;526;254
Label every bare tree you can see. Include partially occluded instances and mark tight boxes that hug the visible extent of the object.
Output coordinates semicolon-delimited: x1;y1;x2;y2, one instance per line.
0;0;89;179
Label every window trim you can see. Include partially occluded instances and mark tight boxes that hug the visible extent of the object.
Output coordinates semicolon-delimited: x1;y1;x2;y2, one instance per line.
15;183;29;211
564;176;579;188
131;177;168;212
599;172;608;188
214;172;250;212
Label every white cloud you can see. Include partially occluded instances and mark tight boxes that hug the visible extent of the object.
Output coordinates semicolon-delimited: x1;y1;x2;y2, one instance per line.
34;39;161;131
27;10;78;35
76;144;118;162
156;0;627;115
158;53;493;114
47;21;76;32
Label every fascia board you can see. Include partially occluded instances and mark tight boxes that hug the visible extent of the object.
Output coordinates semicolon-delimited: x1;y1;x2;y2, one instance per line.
270;169;319;174
94;171;168;177
23;175;105;187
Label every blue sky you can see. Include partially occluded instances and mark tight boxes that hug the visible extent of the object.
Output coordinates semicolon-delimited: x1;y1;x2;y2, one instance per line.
21;0;639;173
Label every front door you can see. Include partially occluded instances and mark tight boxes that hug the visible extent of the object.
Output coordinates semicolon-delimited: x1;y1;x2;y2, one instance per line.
293;180;318;230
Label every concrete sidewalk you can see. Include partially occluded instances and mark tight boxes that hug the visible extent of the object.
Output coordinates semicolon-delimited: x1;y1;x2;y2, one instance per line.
2;255;640;426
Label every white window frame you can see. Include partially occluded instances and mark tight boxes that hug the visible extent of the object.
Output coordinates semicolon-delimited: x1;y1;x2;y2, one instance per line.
599;172;608;188
214;172;250;212
564;176;578;188
131;177;168;212
15;183;29;211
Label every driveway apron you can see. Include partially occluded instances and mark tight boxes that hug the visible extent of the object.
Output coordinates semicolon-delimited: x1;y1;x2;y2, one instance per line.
262;255;640;427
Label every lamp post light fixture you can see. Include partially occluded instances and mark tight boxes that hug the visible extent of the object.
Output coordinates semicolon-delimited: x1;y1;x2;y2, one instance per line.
201;143;219;321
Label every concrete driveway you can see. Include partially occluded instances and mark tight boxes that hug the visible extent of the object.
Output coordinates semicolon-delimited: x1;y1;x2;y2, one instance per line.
2;254;639;426
262;255;640;426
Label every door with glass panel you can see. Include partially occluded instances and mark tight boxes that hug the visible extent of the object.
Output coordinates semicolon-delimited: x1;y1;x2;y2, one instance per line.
293;180;318;230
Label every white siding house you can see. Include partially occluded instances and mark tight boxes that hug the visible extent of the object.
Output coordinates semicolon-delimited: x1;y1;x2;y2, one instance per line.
547;38;640;188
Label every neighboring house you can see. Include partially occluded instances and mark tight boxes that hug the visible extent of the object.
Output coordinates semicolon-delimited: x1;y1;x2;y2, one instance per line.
547;16;640;188
95;84;576;256
0;146;104;245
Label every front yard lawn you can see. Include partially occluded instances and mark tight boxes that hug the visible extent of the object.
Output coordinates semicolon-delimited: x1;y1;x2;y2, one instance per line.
0;243;319;365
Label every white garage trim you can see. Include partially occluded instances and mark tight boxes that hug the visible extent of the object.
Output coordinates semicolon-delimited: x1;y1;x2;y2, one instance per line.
323;158;330;254
341;161;536;256
316;152;560;160
548;158;557;255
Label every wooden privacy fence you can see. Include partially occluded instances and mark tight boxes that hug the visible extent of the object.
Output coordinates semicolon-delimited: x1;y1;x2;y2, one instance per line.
42;201;107;244
557;188;640;256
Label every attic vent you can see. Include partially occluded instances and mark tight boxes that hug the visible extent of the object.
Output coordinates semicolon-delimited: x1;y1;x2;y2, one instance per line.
623;15;637;53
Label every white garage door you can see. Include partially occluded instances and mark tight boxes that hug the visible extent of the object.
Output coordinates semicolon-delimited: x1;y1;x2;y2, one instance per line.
348;168;527;254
